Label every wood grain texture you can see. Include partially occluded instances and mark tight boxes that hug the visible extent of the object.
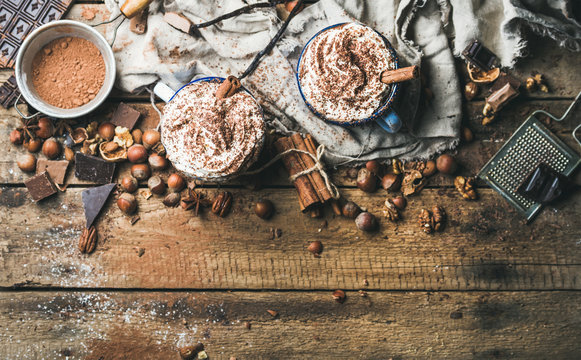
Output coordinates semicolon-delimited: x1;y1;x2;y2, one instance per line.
1;187;579;290
1;290;580;359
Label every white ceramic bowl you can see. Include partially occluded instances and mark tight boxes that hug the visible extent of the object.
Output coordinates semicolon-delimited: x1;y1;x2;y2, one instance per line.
15;20;116;119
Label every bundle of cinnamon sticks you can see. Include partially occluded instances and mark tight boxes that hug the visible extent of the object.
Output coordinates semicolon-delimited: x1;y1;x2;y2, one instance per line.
273;134;335;213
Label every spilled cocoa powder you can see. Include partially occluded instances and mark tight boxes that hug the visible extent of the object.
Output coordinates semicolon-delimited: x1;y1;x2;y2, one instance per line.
31;36;105;109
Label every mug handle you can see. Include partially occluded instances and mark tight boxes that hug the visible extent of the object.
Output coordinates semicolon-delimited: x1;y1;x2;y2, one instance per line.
376;109;402;133
153;82;175;103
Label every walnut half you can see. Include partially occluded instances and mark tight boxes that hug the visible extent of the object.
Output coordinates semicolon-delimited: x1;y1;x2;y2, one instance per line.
454;176;478;200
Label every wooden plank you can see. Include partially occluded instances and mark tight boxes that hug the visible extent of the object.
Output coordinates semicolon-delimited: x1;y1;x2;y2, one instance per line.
2;99;580;186
1;187;579;290
0;290;580;359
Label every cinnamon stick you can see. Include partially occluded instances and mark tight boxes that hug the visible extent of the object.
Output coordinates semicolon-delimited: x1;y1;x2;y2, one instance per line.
273;137;320;211
215;75;241;99
380;65;419;85
290;133;332;203
303;134;333;201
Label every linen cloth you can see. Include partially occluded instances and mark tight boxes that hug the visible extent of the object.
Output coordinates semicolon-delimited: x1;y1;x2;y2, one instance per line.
104;0;581;166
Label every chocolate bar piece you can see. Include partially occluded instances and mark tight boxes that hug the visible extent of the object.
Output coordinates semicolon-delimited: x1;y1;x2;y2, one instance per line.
462;40;497;71
24;171;57;202
0;0;73;69
517;163;573;204
489;73;521;94
0;75;19;109
111;102;141;130
82;183;116;228
36;159;69;184
486;82;519;112
74;152;116;184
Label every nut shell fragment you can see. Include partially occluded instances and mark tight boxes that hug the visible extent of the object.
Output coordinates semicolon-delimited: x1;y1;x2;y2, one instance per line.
467;64;500;84
401;170;426;196
99;141;127;162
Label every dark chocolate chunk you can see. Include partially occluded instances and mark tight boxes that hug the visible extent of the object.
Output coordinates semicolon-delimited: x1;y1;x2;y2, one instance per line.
489;73;522;94
0;75;20;109
518;163;574;204
486;82;519;112
111;102;141;130
24;171;57;202
36;159;69;184
462;39;497;71
82;183;116;228
74;153;116;184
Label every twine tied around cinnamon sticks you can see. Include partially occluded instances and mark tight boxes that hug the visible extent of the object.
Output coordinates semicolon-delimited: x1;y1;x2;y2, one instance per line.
244;134;340;211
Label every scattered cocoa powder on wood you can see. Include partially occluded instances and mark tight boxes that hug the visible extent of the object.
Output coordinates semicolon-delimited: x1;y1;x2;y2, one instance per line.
31;36;105;109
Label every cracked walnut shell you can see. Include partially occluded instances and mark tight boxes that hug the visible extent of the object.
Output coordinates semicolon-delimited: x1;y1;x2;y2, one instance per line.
401;170;427;196
383;199;401;222
99;141;127;162
454;176;478;200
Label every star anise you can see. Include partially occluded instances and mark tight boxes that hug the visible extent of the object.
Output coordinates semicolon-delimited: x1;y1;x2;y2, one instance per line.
180;186;211;216
54;119;76;136
17;118;39;141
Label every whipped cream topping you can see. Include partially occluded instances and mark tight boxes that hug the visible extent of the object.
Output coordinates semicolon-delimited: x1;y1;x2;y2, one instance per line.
160;81;265;180
299;23;396;123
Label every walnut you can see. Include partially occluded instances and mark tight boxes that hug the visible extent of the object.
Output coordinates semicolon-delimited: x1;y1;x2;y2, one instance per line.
533;73;549;92
418;206;446;234
431;205;446;231
383;199;400;222
401;170;427;196
525;77;536;91
482;115;495;126
113;126;134;148
392;158;404;175
454;176;478;200
99;141;127;162
418;209;433;234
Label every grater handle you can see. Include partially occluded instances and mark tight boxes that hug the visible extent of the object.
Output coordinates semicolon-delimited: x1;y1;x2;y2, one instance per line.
532;90;581;148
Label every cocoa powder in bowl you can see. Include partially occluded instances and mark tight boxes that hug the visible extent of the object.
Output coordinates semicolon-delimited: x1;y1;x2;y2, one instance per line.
31;36;105;109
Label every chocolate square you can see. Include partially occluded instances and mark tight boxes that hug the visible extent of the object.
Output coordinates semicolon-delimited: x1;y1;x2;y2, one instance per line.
24;171;57;201
462;39;497;71
36;159;69;184
82;183;116;228
111;102;141;130
74;152;116;184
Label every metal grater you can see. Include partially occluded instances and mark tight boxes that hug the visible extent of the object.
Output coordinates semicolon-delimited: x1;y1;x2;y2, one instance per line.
479;91;581;222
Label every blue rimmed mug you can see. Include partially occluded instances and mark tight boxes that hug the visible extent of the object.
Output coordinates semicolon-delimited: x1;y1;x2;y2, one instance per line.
153;77;265;182
296;23;402;133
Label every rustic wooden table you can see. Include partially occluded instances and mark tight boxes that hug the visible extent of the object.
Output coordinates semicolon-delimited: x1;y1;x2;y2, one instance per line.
1;3;581;359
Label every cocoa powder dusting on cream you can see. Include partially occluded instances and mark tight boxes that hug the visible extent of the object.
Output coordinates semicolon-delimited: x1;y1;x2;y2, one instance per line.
31;37;105;109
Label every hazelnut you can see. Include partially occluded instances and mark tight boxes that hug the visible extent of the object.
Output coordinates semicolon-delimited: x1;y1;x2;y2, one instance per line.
35;118;54;139
355;212;378;232
148;153;168;171
98;122;115;141
167;173;185;192
307;240;323;256
117;193;137;215
127;144;148;163
332;289;346;303
365;160;383;177
356;168;377;193
342;201;361;219
142;129;161;149
131;129;143;144
26;138;43;153
17;154;36;172
423;160;437;177
461;127;474;143
163;192;181;207
391;196;407;210
381;173;401;191
436;154;457;174
42;138;61;159
64;146;75;162
10;129;23;145
131;163;151;181
254;199;274;219
103;141;119;153
147;175;166;195
464;82;478;101
121;176;138;193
